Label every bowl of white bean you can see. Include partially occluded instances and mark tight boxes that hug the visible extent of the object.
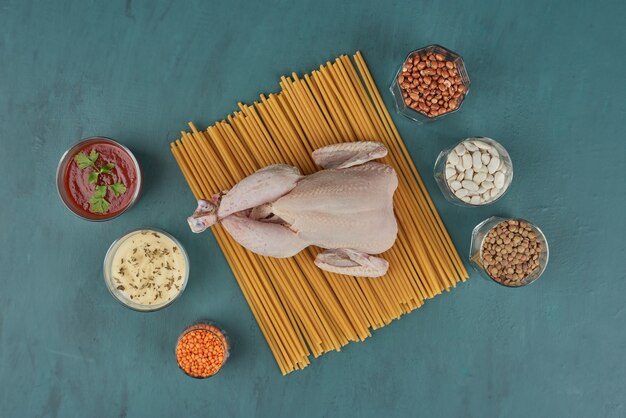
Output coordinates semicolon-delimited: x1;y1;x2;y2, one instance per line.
434;137;513;206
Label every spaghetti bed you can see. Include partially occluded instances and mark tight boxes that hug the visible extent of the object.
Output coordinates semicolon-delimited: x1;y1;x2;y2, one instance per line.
171;52;468;374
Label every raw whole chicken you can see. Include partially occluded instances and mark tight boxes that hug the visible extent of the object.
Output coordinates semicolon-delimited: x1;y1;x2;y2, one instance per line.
188;141;398;277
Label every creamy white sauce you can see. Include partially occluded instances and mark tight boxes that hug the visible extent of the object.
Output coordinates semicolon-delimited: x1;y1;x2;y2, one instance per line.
109;230;186;306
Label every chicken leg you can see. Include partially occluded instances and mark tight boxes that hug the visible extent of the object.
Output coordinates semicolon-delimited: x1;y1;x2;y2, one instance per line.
188;164;301;233
221;214;307;258
218;164;302;218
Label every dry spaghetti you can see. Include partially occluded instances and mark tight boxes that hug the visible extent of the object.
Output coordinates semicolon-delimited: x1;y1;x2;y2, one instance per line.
171;52;468;374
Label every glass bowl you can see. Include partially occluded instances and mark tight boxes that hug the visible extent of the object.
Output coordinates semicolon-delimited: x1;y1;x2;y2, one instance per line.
434;137;513;207
389;44;470;124
56;136;142;221
103;228;189;311
469;217;549;287
175;322;230;379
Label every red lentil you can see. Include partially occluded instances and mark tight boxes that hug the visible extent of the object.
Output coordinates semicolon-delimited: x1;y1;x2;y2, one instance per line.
176;323;229;378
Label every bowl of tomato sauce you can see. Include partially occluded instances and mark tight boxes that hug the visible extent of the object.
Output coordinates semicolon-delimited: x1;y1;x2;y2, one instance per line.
56;137;142;221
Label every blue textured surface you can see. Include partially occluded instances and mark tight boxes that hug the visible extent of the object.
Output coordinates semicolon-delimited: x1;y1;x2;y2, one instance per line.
1;1;625;417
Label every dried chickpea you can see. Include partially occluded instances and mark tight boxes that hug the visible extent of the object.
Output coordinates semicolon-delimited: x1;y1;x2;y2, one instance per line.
481;221;543;286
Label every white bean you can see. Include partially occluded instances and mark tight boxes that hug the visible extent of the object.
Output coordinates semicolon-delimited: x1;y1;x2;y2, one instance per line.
450;180;462;191
487;157;500;174
473;172;487;184
444;139;513;205
472;151;482;170
494;172;505;189
461;180;479;191
464;141;478;152
462;153;472;169
448;152;459;166
473;140;492;150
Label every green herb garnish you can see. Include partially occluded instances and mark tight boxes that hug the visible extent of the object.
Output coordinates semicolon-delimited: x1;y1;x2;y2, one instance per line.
73;149;127;214
74;153;91;169
87;171;99;184
109;182;127;197
89;185;110;213
100;163;114;174
74;151;117;185
74;150;99;169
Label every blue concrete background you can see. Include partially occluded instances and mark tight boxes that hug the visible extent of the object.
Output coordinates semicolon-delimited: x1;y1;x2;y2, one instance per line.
1;0;625;417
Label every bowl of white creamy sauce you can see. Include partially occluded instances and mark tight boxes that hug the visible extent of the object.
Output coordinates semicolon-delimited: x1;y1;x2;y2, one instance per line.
103;228;189;311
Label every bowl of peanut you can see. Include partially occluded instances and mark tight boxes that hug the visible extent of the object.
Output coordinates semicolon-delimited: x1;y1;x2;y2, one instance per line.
390;45;470;123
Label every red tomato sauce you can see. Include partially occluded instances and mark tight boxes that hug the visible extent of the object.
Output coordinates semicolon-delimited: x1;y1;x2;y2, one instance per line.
62;139;139;219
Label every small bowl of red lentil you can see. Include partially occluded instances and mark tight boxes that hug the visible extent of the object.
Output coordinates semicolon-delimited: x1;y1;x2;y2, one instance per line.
175;322;230;379
390;45;470;123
